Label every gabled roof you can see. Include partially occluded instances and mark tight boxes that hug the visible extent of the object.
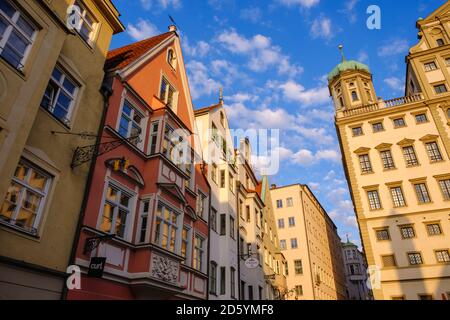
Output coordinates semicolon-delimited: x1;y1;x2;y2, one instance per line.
105;32;174;70
194;101;223;115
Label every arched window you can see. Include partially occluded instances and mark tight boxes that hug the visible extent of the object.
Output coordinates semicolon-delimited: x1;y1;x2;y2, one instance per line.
351;91;359;102
167;48;176;69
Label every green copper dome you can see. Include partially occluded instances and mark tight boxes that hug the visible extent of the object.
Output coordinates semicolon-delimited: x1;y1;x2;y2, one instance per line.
328;60;371;82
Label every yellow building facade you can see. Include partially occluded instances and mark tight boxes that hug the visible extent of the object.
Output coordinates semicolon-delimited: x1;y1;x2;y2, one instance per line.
270;184;347;300
330;2;450;300
0;0;123;299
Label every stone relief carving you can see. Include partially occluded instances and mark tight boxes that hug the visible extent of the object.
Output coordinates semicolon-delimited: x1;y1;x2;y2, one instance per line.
151;254;179;284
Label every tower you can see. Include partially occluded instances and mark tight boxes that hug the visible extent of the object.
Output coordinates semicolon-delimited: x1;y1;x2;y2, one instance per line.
328;45;377;112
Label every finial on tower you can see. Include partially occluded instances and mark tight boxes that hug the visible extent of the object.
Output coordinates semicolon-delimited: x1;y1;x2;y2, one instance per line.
219;86;223;104
346;233;350;243
338;44;346;63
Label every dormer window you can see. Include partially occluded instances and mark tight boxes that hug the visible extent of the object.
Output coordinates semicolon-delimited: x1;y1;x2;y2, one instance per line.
167;48;177;69
351;91;359;102
437;38;445;47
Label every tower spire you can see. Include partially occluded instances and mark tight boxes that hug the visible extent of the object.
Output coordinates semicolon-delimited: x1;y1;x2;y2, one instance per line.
338;44;346;63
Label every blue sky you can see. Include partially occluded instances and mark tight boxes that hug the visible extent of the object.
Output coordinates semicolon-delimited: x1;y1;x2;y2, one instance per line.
110;0;445;247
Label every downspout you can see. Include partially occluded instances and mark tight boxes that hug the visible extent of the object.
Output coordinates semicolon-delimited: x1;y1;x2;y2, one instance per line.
61;78;113;300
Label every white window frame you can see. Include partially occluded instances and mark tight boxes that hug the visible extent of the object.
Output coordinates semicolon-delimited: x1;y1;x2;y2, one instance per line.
0;159;52;235
181;225;192;265
153;201;181;253
193;233;205;272
118;99;145;148
159;76;178;110
0;0;37;70
137;199;150;243
148;121;160;155
99;181;135;239
73;0;98;46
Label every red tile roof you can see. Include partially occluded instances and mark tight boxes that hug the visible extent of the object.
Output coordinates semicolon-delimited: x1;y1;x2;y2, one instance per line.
255;182;263;197
105;32;174;70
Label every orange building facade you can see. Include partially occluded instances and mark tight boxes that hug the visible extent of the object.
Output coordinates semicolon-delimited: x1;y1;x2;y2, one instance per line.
67;28;211;300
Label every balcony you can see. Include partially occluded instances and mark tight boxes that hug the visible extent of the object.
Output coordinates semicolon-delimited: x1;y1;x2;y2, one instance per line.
338;93;424;118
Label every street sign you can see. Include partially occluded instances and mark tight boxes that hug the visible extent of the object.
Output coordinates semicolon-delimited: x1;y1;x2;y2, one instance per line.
244;257;259;269
88;257;106;278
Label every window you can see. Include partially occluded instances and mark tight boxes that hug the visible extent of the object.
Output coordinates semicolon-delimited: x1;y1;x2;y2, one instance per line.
447;108;450;118
426;223;442;236
359;154;373;174
352;127;363;136
0;160;52;234
138;200;150;243
382;255;397;267
436;250;450;263
196;192;206;220
351;91;359;101
167;48;176;68
229;216;235;239
415;113;428;124
210;208;217;232
230;267;236;299
418;294;433;300
41;66;79;126
149;122;159;154
220;214;226;235
220;267;226;295
276;199;283;208
210;262;217;294
390;187;406;207
367;190;382;210
211;163;218;184
426;142;443;162
294;260;303;275
446;57;450;67
184;161;192;189
248;285;254;301
211;122;218;143
376;228;390;241
239;200;243;219
408;252;423;265
414;183;431;203
339;96;344;108
291;238;298;249
101;183;133;239
278;218;285;229
424;61;438;71
181;226;191;264
434;84;447;94
154;202;179;252
380;150;395;170
160;77;177;109
229;173;234;192
246;205;250;222
400;226;415;239
240;281;246;300
286;197;293;207
400;146;418;167
162;124;185;169
393;118;406;128
437;38;445;46
366;90;372;101
73;1;97;45
295;285;303;297
193;235;205;271
439;179;450;200
258;286;263;300
372;122;384;132
280;240;287;250
0;0;37;69
288;217;295;227
118;100;143;146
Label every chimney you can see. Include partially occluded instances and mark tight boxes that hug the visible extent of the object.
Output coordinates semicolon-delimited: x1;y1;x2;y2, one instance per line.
169;25;177;32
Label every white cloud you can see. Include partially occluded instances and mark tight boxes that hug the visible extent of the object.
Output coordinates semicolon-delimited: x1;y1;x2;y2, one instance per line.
324;170;336;181
217;29;303;76
308;182;320;191
140;0;182;9
186;61;221;99
183;38;210;57
339;0;359;23
278;80;330;106
127;19;160;41
277;0;320;8
384;77;405;92
240;7;262;24
310;16;333;40
316;149;341;163
225;93;259;104
378;39;409;57
358;50;369;63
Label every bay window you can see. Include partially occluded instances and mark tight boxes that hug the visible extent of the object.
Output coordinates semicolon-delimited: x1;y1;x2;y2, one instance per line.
138;200;150;243
154;202;180;252
181;226;191;265
193;234;205;272
41;66;79;126
0;0;37;70
149;121;159;155
100;183;133;239
118;100;144;146
0;160;52;235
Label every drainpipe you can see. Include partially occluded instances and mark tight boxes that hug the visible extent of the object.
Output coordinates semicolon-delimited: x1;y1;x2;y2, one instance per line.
61;78;113;300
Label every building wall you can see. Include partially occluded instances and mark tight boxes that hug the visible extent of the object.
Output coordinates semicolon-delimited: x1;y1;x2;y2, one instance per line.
342;243;372;300
331;2;450;300
270;184;346;300
0;0;122;299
